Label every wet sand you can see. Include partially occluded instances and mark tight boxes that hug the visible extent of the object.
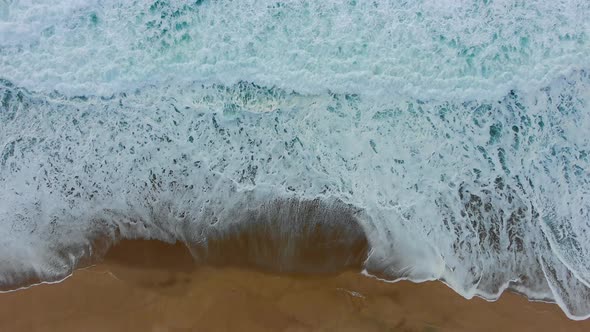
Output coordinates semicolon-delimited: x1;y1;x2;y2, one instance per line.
1;240;589;332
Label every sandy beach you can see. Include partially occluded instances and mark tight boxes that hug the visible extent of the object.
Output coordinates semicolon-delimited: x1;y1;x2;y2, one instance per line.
0;240;588;332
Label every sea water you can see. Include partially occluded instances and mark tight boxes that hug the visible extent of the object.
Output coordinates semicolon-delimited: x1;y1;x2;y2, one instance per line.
1;0;590;319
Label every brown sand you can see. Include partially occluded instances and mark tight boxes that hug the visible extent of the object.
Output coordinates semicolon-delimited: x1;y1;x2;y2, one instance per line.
0;240;589;332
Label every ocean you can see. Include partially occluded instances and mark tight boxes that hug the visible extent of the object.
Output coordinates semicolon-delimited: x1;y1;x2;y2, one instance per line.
1;0;589;320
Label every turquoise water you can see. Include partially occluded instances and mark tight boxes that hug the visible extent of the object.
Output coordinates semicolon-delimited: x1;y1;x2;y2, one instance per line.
1;0;590;319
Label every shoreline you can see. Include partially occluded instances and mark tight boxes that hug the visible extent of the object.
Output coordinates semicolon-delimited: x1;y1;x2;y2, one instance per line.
1;240;589;331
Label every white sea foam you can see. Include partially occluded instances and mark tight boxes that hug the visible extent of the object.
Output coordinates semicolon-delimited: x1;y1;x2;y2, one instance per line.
1;0;589;99
1;0;590;320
